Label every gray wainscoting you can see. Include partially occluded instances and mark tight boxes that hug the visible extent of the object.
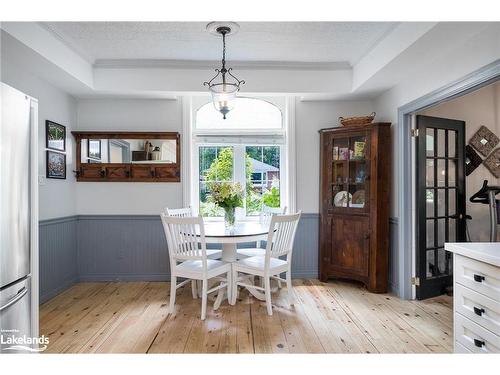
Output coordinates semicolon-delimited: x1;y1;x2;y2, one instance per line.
39;216;79;303
76;213;320;281
77;215;169;282
39;213;397;303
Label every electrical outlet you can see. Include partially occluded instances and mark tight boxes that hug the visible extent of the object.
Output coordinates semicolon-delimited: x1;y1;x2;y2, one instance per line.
38;175;46;185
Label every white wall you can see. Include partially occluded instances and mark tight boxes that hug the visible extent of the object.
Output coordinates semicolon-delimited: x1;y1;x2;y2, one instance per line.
1;58;77;220
75;99;183;215
374;23;500;217
295;98;375;213
420;81;500;241
74;97;374;215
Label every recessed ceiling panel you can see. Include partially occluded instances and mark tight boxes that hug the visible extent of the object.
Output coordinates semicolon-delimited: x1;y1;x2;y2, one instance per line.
42;22;398;65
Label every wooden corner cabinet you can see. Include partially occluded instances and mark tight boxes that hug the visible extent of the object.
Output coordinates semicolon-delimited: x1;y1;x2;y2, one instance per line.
319;123;391;293
72;131;180;182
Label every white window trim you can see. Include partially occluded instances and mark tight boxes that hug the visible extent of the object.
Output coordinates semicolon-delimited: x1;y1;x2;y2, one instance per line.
285;96;297;214
184;95;297;220
181;96;193;208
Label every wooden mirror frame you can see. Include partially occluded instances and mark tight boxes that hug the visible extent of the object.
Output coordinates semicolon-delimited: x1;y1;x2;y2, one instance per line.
71;131;180;182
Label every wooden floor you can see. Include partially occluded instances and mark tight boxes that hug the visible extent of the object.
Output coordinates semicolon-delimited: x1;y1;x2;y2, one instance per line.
39;279;453;353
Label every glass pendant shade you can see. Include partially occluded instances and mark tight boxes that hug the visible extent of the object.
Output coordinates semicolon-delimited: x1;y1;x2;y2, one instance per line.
203;23;245;119
209;83;239;119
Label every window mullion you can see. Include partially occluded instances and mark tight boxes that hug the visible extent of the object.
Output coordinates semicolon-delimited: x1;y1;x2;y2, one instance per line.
233;145;246;220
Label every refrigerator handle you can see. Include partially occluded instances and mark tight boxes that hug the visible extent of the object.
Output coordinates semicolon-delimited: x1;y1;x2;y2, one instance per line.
0;286;28;311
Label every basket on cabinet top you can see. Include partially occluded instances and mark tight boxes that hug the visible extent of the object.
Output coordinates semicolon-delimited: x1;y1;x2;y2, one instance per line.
338;112;376;127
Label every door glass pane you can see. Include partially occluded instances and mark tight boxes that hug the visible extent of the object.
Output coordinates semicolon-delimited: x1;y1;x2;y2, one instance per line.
437;159;446;186
426;129;434;157
449;130;456;157
426;220;435;248
426;250;435;277
448;160;456;186
437;219;445;247
449;189;456;216
427;249;447;278
437;129;446;157
426;159;434;186
437;189;446;217
426;189;435;217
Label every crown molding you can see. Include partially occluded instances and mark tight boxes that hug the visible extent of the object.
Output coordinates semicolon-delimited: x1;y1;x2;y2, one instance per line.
37;22;95;64
93;59;351;71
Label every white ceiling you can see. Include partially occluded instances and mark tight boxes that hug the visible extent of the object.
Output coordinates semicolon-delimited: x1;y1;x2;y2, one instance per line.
41;22;398;65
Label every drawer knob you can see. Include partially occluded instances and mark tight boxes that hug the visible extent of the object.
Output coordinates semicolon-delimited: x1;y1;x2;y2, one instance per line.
473;274;485;283
473;306;485;316
473;338;485;348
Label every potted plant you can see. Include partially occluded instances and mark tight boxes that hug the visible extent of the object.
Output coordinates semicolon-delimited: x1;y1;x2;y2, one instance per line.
207;181;244;229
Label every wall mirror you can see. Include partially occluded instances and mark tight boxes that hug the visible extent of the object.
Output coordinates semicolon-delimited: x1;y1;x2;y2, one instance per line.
72;131;180;182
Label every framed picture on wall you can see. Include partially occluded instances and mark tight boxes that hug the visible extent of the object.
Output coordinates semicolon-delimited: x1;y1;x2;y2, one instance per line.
88;139;101;160
46;150;66;179
46;120;66;152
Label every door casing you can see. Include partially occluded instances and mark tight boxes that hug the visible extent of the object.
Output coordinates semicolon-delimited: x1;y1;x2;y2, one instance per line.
396;59;500;300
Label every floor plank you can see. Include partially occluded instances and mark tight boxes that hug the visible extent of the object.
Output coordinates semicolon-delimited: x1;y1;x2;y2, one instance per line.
40;279;453;354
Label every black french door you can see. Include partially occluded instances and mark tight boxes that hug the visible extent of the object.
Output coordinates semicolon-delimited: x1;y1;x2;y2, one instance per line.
416;115;466;300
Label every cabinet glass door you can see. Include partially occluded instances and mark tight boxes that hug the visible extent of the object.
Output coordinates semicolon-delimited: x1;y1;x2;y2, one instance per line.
331;133;368;211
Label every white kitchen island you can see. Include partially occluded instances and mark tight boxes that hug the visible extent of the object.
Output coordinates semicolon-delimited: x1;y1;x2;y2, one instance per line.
445;242;500;353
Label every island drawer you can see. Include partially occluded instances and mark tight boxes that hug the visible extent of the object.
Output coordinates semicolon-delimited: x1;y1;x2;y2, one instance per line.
455;313;500;353
455;255;500;301
455;283;500;336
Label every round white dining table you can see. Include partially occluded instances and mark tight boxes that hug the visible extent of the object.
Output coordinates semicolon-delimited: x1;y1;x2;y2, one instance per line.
200;221;270;303
203;221;269;261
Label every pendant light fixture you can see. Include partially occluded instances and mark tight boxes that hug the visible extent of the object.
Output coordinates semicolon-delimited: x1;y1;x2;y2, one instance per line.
204;22;245;119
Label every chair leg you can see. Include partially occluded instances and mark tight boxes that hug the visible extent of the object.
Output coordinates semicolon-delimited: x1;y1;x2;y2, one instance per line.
169;276;177;314
201;279;208;320
277;273;283;289
214;277;225;311
264;276;273;316
191;280;198;299
197;280;202;298
286;271;294;306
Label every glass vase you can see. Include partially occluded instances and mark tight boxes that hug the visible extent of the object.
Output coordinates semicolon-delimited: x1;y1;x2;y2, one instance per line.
224;206;236;229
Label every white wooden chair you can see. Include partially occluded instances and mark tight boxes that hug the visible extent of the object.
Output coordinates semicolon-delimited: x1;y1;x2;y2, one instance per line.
164;207;221;258
164;206;193;218
164;206;223;298
236;205;287;259
230;211;301;316
161;214;231;320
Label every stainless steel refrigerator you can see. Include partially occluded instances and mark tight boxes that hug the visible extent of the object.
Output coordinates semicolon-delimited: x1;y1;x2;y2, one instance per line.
0;82;38;353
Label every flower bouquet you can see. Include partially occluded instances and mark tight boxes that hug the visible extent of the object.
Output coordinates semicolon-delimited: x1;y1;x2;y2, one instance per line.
207;182;244;228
